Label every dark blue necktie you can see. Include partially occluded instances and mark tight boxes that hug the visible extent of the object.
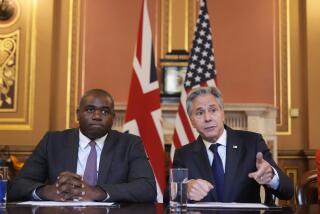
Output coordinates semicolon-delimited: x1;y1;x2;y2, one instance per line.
209;143;224;201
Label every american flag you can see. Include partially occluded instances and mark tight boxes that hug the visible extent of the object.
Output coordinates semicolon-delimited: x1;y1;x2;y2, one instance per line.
171;0;217;159
123;0;165;202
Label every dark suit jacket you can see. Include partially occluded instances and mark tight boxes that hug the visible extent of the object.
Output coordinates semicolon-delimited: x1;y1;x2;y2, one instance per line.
172;126;293;203
7;129;157;202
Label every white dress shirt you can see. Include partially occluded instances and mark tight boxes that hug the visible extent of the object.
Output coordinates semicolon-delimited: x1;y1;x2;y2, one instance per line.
33;130;107;200
77;131;107;177
202;129;280;190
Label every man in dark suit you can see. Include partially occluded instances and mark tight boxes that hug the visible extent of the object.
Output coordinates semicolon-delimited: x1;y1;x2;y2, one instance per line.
8;89;156;202
172;86;293;203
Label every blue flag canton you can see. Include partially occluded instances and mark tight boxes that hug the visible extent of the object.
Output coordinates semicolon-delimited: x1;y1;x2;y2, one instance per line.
185;0;216;89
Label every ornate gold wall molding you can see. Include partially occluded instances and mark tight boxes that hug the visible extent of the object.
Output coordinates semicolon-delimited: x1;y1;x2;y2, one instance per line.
0;0;36;130
0;30;19;111
67;0;83;128
276;0;291;135
160;0;196;58
0;0;21;27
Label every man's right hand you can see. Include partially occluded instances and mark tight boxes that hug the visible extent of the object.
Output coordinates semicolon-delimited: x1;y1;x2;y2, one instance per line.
187;179;214;201
36;183;61;201
37;171;83;201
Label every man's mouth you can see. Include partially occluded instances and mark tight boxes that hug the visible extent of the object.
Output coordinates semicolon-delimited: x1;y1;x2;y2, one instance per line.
204;125;216;131
89;124;103;128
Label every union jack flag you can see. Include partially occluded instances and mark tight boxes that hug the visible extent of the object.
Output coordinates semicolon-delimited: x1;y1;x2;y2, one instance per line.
123;0;165;202
171;0;217;159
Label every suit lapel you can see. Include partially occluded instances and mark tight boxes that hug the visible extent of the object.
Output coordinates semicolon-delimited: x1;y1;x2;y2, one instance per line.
192;137;218;201
223;127;244;201
97;130;116;184
65;129;79;173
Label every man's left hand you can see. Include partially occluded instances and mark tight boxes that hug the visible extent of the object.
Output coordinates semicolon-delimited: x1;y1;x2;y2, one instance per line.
248;152;274;184
71;180;108;201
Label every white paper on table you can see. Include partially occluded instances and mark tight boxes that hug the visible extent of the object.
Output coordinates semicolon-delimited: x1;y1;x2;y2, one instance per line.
187;202;268;209
17;201;114;207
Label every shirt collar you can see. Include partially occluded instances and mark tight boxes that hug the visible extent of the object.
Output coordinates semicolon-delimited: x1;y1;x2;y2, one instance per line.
79;130;107;151
203;128;227;151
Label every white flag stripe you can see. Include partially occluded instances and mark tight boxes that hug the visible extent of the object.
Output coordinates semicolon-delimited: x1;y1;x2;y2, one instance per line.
141;0;152;86
175;115;190;147
133;54;159;94
151;109;165;148
123;119;141;137
170;144;176;161
154;173;163;203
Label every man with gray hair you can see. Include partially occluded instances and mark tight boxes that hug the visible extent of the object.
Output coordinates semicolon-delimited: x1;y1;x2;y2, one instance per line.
172;86;293;203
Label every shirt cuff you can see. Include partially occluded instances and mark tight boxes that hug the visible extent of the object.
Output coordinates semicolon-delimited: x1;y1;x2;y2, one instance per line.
32;188;43;201
267;167;280;190
101;192;110;202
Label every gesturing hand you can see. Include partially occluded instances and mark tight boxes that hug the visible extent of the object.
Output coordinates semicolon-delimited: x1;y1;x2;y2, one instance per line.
187;179;214;201
248;152;274;184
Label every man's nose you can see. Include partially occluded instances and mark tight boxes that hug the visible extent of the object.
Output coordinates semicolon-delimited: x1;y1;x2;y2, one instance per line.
92;110;103;120
204;110;212;121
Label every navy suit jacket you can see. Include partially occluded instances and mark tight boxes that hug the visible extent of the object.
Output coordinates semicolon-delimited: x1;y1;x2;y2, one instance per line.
172;126;293;203
7;129;157;202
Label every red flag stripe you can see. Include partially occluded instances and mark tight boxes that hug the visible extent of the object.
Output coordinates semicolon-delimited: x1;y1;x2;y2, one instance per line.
124;0;165;203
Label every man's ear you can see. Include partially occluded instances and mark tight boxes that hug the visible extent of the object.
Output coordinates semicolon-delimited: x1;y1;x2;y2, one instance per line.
190;117;196;128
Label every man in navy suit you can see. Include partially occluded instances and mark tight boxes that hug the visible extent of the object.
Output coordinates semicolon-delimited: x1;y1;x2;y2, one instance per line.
172;86;293;202
8;89;156;202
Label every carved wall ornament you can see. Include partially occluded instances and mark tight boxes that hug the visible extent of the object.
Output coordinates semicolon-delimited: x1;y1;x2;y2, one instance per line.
0;30;18;109
0;0;20;27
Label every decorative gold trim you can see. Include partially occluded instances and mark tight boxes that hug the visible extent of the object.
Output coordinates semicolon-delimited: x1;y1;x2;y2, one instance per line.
65;0;74;128
273;0;278;111
0;30;19;112
161;62;188;67
168;0;172;52
285;168;297;205
160;0;165;59
0;124;31;130
28;0;37;130
280;155;315;159
0;0;21;28
276;0;291;135
0;0;36;130
67;0;82;128
80;0;86;95
184;0;188;51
